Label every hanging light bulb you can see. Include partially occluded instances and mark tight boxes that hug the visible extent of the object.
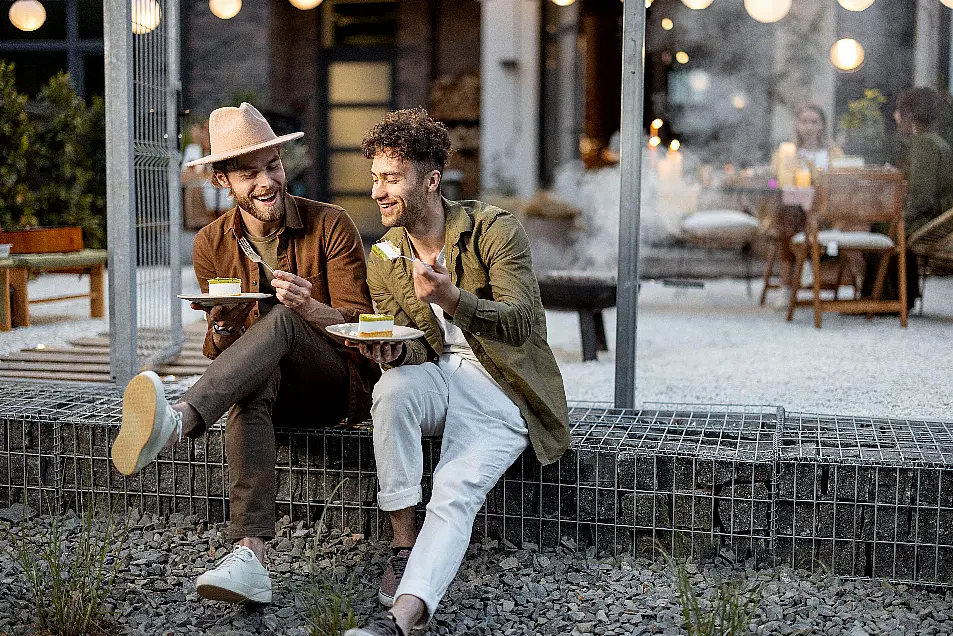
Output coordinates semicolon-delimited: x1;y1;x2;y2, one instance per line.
551;0;574;5
837;0;875;10
131;0;161;35
9;0;45;32
743;0;791;23
830;38;865;72
681;0;714;8
289;0;323;8
209;0;242;19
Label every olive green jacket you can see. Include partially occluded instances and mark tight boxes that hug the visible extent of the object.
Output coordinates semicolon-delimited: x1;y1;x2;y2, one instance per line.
366;199;571;465
905;131;953;234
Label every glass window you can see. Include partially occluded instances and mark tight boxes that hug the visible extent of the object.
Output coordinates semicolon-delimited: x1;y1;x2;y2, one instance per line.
83;53;104;98
78;0;104;39
329;106;388;147
329;151;372;192
332;195;383;238
4;51;68;96
328;61;391;104
326;0;396;47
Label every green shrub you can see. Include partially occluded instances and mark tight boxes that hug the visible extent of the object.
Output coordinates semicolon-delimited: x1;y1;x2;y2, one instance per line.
0;61;37;231
0;62;107;248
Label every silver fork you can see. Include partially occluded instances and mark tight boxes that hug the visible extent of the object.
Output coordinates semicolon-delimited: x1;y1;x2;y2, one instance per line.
237;236;277;277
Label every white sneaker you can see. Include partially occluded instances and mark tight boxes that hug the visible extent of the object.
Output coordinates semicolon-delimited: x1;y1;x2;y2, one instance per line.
111;370;182;476
196;546;272;603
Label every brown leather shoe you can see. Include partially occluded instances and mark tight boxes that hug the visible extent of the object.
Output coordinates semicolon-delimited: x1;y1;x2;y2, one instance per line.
378;548;410;606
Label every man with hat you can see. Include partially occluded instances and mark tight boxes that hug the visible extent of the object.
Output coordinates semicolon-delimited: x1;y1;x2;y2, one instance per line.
110;102;380;604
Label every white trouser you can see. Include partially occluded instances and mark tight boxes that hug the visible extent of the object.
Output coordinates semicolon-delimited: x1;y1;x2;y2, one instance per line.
371;354;530;619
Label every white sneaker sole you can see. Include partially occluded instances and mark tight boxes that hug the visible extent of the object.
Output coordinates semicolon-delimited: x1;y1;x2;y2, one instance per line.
197;576;272;604
378;589;395;607
112;371;163;476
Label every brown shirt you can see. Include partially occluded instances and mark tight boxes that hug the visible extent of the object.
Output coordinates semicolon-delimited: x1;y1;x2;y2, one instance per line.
192;194;380;421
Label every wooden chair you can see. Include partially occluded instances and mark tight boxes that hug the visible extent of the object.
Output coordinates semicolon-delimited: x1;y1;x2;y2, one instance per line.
785;170;908;328
907;206;953;314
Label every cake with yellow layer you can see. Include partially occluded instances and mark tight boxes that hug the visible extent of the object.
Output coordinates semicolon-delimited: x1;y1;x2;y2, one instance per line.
208;278;242;296
358;313;394;338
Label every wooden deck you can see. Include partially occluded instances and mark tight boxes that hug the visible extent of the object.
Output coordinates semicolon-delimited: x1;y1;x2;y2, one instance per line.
0;321;209;382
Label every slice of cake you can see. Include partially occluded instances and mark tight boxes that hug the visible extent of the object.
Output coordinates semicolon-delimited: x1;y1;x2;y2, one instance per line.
358;313;394;338
208;277;242;296
371;240;401;261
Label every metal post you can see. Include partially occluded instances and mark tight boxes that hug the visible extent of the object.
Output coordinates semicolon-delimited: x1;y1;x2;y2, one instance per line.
105;0;138;386
614;0;646;409
166;0;183;347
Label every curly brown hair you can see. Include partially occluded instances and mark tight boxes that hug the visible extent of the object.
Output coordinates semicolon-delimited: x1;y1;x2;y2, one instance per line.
361;107;453;175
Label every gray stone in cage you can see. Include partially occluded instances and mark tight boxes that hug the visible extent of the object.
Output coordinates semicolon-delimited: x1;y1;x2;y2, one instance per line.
718;483;771;533
822;465;869;501
872;542;917;580
911;507;953;546
860;504;911;542
776;463;820;500
616;453;664;491
618;492;670;528
819;539;869;577
912;469;953;508
775;501;821;537
673;489;715;529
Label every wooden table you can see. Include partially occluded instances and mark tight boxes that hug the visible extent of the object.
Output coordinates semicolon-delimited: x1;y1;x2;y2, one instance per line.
0;249;107;331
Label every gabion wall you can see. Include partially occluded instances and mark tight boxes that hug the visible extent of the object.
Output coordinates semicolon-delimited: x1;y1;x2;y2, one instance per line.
3;379;953;586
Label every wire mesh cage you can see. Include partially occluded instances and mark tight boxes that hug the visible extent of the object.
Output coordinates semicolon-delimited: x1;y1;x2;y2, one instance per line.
475;403;781;560
6;380;953;587
777;413;953;585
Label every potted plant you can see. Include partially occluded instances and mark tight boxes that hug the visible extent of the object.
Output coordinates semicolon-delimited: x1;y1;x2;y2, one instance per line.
837;88;888;165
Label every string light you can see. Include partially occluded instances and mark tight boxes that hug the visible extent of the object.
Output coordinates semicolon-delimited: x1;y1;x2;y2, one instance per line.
8;0;45;32
209;0;242;20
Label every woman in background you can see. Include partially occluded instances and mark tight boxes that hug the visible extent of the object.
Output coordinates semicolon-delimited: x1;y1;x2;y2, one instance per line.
772;104;841;293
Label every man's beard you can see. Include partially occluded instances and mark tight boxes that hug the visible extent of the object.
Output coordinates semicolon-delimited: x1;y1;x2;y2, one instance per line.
386;180;428;230
234;186;286;224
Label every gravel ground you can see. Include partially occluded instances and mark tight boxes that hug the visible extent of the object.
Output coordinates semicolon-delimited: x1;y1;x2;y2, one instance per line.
3;505;953;636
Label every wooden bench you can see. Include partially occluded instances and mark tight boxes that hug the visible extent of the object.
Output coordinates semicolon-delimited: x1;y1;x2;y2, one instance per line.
0;249;107;331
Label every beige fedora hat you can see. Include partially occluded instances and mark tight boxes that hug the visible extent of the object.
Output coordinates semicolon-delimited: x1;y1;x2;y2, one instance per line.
184;102;304;167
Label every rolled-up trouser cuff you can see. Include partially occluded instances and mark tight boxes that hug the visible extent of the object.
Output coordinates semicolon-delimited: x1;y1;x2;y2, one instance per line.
378;484;422;512
228;525;276;543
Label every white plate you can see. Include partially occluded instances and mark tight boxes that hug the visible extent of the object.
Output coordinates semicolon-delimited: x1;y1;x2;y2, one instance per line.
325;323;425;342
178;293;272;307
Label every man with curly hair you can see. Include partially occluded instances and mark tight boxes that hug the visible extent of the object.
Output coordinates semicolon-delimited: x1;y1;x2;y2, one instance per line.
344;108;571;636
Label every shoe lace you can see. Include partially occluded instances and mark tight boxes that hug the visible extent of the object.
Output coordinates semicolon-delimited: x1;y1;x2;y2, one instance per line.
217;546;253;569
172;408;183;443
390;552;409;579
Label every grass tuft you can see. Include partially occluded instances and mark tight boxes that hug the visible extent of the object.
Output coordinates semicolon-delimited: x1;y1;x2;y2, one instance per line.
297;478;358;636
6;495;128;636
669;556;764;636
